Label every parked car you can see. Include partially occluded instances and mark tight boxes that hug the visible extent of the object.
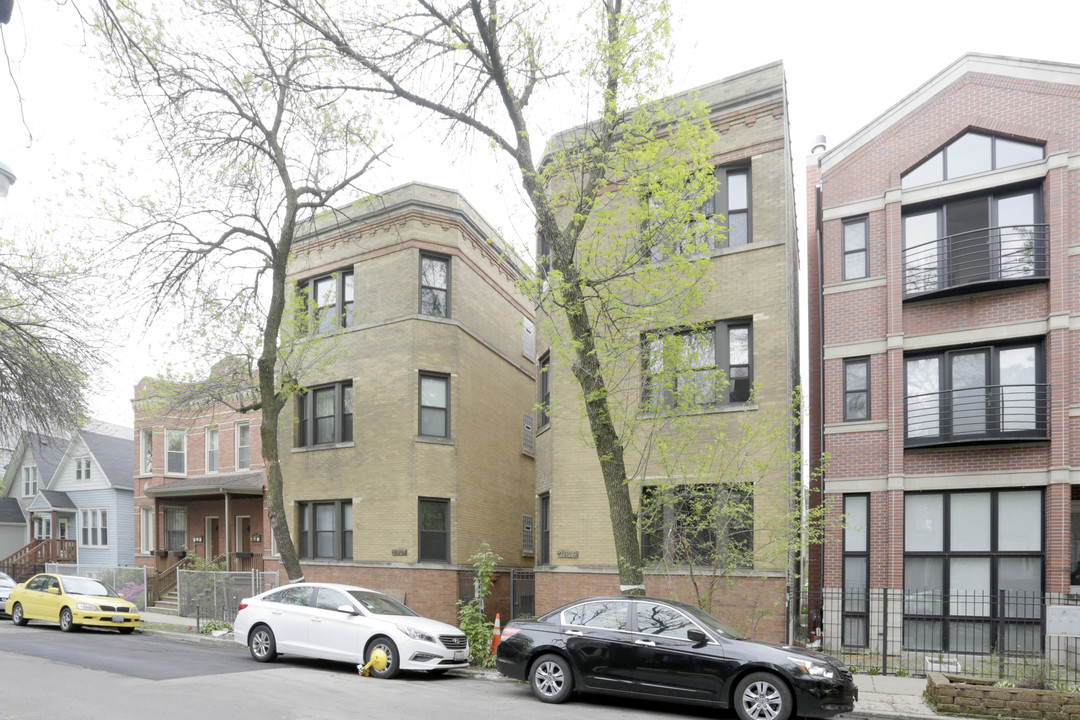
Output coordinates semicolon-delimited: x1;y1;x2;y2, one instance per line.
5;573;141;633
0;571;15;617
233;582;469;678
495;595;858;720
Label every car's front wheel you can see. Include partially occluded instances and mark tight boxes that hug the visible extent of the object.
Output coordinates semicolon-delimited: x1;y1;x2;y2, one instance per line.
734;671;793;720
366;637;400;679
529;653;573;703
11;603;27;626
60;607;79;632
248;624;277;662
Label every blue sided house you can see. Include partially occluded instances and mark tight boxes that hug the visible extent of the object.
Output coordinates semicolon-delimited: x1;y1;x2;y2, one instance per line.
0;428;134;578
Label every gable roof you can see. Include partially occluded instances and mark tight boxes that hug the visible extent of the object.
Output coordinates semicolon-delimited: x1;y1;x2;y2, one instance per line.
79;431;135;490
819;53;1080;174
27;490;76;512
24;433;68;487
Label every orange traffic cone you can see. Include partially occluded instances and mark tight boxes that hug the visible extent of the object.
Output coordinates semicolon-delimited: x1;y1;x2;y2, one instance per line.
489;613;502;656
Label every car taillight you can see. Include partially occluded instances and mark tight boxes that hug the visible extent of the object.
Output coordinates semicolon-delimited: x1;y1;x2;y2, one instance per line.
501;627;519;639
237;602;248;611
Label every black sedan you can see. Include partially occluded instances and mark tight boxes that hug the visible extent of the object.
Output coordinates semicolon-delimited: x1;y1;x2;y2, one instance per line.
495;596;857;720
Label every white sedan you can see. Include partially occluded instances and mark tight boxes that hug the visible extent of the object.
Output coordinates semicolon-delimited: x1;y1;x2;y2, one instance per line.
233;582;469;678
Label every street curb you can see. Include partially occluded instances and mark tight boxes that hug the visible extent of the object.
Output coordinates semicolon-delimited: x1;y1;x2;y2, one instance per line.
138;626;236;646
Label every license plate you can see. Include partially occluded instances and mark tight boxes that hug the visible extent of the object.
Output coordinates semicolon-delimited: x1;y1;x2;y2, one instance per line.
453;650;465;661
112;615;126;623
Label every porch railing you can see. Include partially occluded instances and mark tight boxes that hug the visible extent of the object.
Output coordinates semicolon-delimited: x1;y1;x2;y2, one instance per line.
0;539;77;571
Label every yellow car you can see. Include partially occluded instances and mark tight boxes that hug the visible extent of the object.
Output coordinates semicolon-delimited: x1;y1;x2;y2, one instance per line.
5;573;141;634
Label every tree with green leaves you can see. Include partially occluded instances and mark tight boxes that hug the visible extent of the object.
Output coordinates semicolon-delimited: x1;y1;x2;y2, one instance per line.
280;0;727;595
92;0;383;581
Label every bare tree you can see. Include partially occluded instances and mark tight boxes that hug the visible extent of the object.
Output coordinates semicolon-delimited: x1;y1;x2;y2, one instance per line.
279;0;720;594
0;236;99;443
93;0;383;581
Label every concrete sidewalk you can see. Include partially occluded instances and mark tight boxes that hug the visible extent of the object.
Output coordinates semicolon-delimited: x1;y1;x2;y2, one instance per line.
850;673;942;719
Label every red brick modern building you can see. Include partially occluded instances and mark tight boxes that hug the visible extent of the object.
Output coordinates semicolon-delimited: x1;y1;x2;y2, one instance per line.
807;54;1080;668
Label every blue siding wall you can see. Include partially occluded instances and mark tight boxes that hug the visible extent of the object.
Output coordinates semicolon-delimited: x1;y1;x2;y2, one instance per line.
69;488;136;566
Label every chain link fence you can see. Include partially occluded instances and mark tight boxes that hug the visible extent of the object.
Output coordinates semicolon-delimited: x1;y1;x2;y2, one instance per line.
46;564;149;611
177;569;280;624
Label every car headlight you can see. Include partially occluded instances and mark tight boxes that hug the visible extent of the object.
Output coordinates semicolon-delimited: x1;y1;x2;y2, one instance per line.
789;657;838;679
396;624;437;644
76;602;100;612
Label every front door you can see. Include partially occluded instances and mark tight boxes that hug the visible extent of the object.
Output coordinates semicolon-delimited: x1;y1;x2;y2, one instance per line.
57;518;69;540
205;517;220;562
235;515;251;569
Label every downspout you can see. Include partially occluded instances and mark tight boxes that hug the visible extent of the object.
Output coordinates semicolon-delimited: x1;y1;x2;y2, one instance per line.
815;181;826;605
224;491;230;570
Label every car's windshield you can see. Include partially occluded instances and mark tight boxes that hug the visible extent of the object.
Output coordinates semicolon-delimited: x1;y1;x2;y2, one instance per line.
347;590;418;616
674;601;746;640
61;577;118;598
0;572;13;587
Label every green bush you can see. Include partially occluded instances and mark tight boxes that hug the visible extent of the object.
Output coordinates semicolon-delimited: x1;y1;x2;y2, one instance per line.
457;542;501;668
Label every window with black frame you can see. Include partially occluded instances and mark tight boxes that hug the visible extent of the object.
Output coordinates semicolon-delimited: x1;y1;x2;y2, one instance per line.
640;483;753;569
296;381;353;447
903;489;1043;654
842;495;869;648
642;321;752;409
418;498;450;562
297;500;353;560
904;341;1046;446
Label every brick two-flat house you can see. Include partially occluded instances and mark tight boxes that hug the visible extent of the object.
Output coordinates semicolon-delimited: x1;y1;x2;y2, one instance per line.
276;182;536;625
533;61;801;642
807;53;1080;665
132;376;273;576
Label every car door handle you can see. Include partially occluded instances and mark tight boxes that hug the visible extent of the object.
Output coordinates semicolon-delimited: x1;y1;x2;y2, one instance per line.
635;639;656;646
271;610;283;616
564;630;583;636
311;618;322;623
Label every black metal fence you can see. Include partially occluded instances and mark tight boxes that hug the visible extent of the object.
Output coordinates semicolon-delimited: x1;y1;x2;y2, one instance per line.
804;588;1080;686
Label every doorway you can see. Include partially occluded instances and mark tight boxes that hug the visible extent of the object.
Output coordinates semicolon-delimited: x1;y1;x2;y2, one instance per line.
205;516;220;562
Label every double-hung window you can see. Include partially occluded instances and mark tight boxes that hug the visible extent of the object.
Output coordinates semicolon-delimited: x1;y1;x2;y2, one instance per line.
418;373;449;438
139;428;153;474
140;507;154;553
22;466;38;497
538;353;551;427
715;165;751;247
164;507;187;551
297;381;353;447
236;421;251;469
420;253;450;317
206;427;219;473
298;500;353;560
418;498;450;562
166;429;186;474
844;358;870;422
640;483;754;568
301;269;354;333
842;217;868;280
905;341;1046;446
642;320;752;408
81;508;108;547
538;494;551;565
75;457;92;481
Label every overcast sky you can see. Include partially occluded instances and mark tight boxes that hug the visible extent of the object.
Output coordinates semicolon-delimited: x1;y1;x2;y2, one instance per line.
0;0;1076;428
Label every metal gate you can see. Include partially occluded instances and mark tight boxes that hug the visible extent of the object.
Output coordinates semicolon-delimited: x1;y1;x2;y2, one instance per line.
511;569;534;619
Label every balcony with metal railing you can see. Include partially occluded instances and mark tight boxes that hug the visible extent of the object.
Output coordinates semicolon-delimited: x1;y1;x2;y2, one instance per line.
902;224;1048;300
905;383;1050;447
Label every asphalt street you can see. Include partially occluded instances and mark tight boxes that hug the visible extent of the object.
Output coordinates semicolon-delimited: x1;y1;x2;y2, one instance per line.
0;621;721;720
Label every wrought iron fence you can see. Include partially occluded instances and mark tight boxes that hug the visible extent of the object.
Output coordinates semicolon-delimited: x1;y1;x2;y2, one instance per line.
46;564;149;611
177;569;280;624
803;588;1080;685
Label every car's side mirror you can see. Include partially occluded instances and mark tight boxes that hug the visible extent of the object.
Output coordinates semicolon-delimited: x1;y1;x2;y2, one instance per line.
338;604;360;615
687;628;709;647
48;587;60;595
